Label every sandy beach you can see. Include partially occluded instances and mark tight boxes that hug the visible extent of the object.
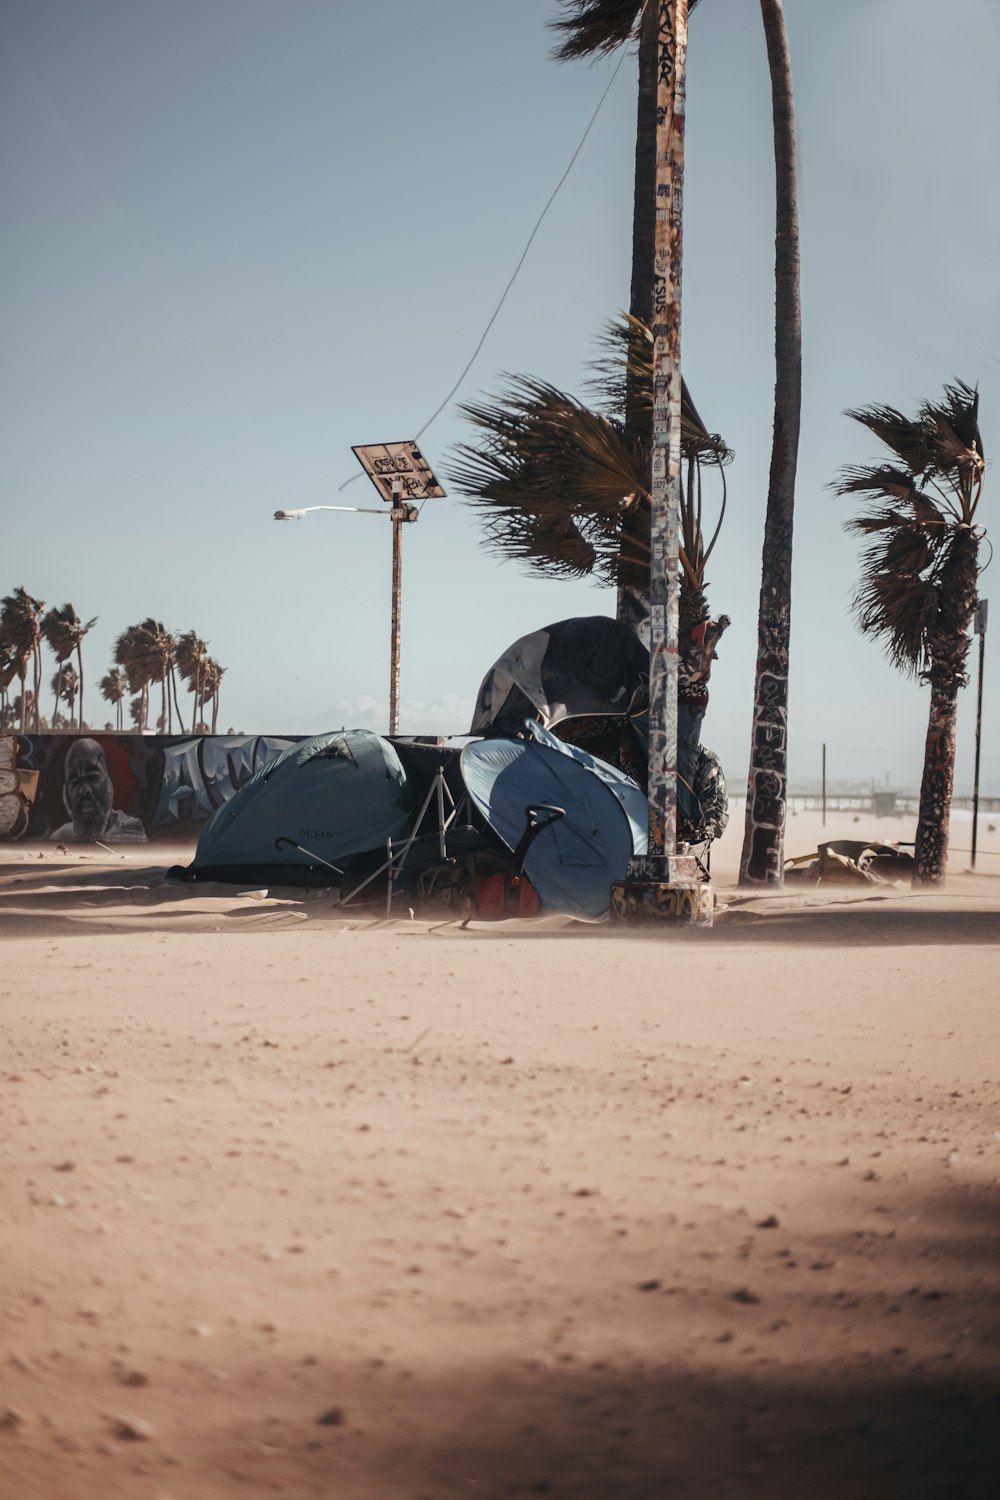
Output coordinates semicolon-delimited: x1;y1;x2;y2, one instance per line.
2;809;999;1499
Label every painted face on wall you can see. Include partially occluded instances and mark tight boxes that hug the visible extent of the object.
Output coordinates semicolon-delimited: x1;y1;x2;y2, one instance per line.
63;738;114;837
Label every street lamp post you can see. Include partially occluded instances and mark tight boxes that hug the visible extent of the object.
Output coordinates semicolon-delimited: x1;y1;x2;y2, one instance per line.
273;501;417;737
387;484;417;738
274;440;443;740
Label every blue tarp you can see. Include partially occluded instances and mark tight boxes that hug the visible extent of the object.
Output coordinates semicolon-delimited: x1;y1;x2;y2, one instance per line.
190;730;413;873
460;728;647;921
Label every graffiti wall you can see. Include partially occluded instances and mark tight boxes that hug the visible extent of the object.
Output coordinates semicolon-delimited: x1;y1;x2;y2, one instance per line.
0;734;300;844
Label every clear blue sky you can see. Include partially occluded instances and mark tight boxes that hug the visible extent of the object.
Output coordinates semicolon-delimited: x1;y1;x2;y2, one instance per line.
3;0;998;793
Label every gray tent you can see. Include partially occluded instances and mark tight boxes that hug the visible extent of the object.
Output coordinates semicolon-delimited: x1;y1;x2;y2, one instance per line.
178;730;414;883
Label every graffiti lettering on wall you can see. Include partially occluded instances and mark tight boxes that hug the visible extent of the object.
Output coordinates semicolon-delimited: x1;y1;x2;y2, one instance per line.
0;734;299;843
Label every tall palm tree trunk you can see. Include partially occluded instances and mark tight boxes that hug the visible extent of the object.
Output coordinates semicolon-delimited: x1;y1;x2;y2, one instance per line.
629;0;658;332
52;665;64;725
618;0;659;641
914;683;960;884
913;524;979;882
739;0;801;885
76;642;84;730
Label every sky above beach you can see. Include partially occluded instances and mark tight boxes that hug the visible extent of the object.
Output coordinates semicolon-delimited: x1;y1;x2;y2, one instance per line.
2;0;998;794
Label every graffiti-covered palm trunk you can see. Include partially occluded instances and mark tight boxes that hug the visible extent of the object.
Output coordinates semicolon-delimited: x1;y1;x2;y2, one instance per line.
914;684;960;884
740;0;801;886
644;0;688;863
618;0;659;644
914;525;979;884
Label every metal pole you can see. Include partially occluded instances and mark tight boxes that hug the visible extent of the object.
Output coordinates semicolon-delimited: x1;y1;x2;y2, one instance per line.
971;599;988;868
645;0;688;863
822;742;826;827
388;500;403;738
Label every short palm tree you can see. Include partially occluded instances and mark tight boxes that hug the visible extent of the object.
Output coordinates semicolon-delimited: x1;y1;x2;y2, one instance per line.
114;621;161;731
99;668;128;730
201;658;226;734
833;380;987;884
117;618;182;732
42;603;97;731
0;588;45;732
176;631;210;732
0;644;20;726
50;664;80;728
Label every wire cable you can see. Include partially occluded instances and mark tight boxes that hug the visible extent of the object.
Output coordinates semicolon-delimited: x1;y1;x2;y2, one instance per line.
338;50;627;493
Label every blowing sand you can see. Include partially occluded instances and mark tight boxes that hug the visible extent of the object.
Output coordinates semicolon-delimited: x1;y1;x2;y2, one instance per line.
1;810;999;1499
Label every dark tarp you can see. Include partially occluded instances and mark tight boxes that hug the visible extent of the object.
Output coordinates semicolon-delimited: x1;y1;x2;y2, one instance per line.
471;616;648;737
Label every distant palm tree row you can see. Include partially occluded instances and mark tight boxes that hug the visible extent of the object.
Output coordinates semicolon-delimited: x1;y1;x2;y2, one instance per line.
0;591;225;736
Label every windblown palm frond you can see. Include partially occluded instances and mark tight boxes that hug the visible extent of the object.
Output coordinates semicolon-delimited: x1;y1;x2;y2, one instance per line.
844;383;984;521
549;0;701;61
448;376;639;583
446;314;730;596
585;314;733;466
833;382;985;682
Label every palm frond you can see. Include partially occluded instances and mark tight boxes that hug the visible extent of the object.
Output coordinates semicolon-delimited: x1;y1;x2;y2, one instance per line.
549;0;644;60
852;566;939;676
585;314;732;465
447;376;643;585
833;464;946;528
549;0;701;61
448;312;731;594
843;404;936;475
922;380;983;465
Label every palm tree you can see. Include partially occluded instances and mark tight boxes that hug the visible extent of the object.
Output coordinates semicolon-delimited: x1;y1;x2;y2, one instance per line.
739;0;802;886
50;664;79;728
99;668;128;731
0;588;45;732
12;691;38;731
176;630;210;731
114;622;160;731
114;618;182;732
42;603;97;731
833;381;986;885
0;644;19;727
201;658;226;734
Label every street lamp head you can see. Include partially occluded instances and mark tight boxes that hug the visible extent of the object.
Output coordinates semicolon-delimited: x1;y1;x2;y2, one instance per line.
273;508;306;521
